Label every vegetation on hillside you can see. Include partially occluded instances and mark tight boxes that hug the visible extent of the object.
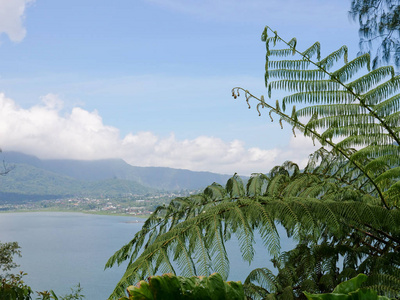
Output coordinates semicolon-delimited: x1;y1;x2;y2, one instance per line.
0;163;154;200
0;152;233;194
107;26;400;299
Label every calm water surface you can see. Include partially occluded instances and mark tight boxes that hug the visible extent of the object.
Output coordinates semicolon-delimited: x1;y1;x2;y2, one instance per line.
0;212;294;299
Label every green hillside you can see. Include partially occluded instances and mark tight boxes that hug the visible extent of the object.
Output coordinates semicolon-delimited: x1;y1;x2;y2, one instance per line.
2;152;233;190
0;152;234;202
0;163;154;203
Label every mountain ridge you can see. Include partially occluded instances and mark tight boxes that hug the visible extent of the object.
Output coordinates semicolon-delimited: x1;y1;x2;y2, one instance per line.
0;151;234;201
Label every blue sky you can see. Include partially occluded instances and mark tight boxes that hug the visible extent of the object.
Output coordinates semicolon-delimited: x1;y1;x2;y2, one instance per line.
0;0;360;175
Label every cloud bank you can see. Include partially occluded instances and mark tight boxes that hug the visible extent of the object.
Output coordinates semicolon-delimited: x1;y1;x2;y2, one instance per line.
0;0;34;42
0;93;318;175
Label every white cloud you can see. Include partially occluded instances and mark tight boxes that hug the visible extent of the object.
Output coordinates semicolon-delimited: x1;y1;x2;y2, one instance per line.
0;0;34;42
0;93;319;175
276;135;322;169
119;134;280;175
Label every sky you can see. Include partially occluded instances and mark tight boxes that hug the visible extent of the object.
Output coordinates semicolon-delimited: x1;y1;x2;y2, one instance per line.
0;0;360;175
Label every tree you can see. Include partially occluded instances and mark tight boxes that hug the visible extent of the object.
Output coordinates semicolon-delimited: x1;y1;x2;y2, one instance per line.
0;241;21;276
106;26;400;299
0;242;85;299
350;0;400;69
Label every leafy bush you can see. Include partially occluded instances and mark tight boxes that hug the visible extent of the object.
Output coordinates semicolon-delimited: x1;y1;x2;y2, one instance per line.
304;274;393;300
119;273;244;300
0;271;32;300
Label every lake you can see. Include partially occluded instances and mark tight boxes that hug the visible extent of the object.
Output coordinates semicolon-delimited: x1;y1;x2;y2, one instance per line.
0;212;294;299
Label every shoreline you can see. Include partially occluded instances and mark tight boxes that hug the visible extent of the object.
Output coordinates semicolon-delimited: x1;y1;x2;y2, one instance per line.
0;208;150;219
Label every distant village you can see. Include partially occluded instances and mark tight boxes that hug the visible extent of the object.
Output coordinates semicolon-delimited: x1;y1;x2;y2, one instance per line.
0;190;199;216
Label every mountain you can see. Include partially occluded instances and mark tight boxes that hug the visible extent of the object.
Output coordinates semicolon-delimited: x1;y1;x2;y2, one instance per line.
0;152;233;202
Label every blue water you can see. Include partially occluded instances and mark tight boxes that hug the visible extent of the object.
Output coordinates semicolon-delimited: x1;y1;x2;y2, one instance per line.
0;212;294;299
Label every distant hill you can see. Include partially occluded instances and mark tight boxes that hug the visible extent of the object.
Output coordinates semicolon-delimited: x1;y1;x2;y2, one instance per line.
0;152;233;202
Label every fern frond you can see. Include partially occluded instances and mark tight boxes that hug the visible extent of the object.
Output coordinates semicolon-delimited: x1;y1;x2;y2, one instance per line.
283;91;355;107
296;104;366;119
374;93;400;117
337;133;395;148
265;174;288;197
204;182;226;200
243;282;270;300
244;267;278;294
331;53;370;83
287;37;297;51
247;200;280;255
226;174;245;198
268;80;342;93
246;173;269;197
268;59;311;70
305;114;375;130
207;214;230;279
321;123;388;140
269;49;296;57
350;144;400;160
347;66;395;94
385;111;400;128
268;69;326;81
189;225;210;276
154;247;175;275
282;174;312;197
174;235;196;277
302;41;321;60
366;273;400;298
230;205;255;263
363;156;396;175
317;45;348;70
363;75;400;105
374;167;400;186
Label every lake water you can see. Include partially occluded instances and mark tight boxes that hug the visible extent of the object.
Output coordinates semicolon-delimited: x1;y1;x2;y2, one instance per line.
0;212;294;299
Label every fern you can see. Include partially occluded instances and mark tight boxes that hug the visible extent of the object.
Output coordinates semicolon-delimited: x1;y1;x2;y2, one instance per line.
107;26;400;299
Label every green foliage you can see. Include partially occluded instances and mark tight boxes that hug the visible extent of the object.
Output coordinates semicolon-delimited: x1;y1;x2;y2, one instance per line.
0;240;84;300
0;241;21;274
0;163;154;199
118;273;244;300
331;274;368;294
304;274;393;300
107;26;400;300
0;272;84;300
0;271;32;300
0;153;233;201
234;26;400;209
